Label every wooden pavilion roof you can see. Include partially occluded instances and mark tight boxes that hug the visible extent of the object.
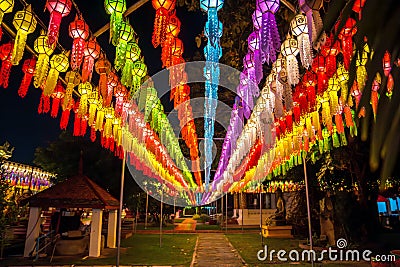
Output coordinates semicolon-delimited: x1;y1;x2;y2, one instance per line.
22;175;119;210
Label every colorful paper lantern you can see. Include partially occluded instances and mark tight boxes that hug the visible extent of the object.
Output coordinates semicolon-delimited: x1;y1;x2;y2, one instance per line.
60;97;74;130
114;21;135;70
104;0;126;46
281;37;299;86
290;14;312;69
0;0;14;40
337;18;357;70
121;42;141;90
0;42;13;88
62;70;80;110
105;71;119;107
78;82;92;116
131;60;147;92
46;0;72;46
69;15;90;70
255;0;280;64
152;0;175;48
11;5;37;66
87;89;99;126
33;31;55;88
50;81;65;118
18;57;36;98
95;54;111;102
82;38;101;83
43;50;69;96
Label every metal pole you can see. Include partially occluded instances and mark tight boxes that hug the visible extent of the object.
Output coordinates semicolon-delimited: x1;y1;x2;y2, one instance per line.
145;192;149;229
303;154;314;267
116;155;126;267
225;193;228;233
160;186;163;248
221;196;224;228
259;184;263;246
241;192;243;232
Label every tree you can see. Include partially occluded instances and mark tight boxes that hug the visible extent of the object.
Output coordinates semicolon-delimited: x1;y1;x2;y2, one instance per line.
33;131;142;207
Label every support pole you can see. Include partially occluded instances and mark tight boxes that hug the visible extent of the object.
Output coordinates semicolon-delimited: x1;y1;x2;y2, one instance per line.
145;192;149;229
259;183;263;246
303;153;314;267
160;185;164;248
225;193;228;233
116;155;126;267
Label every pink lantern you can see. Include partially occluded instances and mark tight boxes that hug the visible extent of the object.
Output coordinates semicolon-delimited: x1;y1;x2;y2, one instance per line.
46;0;72;46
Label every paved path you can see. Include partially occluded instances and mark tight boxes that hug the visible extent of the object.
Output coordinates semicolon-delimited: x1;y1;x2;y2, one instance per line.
174;218;197;231
192;233;245;267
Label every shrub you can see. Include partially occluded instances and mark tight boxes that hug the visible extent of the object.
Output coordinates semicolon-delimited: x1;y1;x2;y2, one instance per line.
192;214;200;220
200;214;210;223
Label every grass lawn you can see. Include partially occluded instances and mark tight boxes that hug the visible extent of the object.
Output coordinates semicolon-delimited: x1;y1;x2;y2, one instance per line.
195;224;220;230
135;223;175;230
174;218;186;223
2;234;197;267
226;233;370;267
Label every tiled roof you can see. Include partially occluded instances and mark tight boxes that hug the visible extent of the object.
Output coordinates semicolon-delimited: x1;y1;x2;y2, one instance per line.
23;175;119;210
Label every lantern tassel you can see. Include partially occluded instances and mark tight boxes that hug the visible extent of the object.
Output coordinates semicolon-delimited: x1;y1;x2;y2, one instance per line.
82;56;95;83
18;72;33;98
12;31;28;66
34;54;50;88
99;73;108;101
47;11;62;46
43;69;59;96
60;109;70;130
71;38;85;70
51;97;61;118
298;33;312;69
261;12;280;64
121;60;134;89
152;8;169;48
73;113;81;136
110;12;123;46
287;55;299;86
0;61;12;88
38;94;50;114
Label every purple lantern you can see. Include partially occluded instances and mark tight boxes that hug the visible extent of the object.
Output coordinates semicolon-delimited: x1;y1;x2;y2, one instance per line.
255;0;281;65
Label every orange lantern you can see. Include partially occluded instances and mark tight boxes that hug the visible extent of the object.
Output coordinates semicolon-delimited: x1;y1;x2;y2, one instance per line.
82;38;101;83
69;15;90;70
152;0;175;48
50;81;65;118
18;57;36;98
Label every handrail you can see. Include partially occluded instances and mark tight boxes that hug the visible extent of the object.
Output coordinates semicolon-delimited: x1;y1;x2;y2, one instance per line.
33;231;59;261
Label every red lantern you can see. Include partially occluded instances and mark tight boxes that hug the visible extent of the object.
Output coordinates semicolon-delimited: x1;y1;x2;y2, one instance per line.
95;53;111;102
320;35;340;77
69;15;90;70
60;98;74;130
166;13;180;37
106;71;119;107
82;38;101;83
50;81;65;118
0;42;13;88
18;57;36;98
337;18;357;70
152;0;176;48
46;0;72;46
312;55;328;94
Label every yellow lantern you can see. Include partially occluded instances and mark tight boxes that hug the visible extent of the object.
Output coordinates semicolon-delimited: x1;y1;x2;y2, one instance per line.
78;82;92;116
12;5;36;65
33;31;55;88
87;89;99;126
104;107;115;138
62;70;81;110
95;100;105;131
0;0;14;27
43;51;70;96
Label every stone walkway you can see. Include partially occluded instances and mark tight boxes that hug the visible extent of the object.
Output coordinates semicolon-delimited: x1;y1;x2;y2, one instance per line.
192;233;245;267
174;218;197;231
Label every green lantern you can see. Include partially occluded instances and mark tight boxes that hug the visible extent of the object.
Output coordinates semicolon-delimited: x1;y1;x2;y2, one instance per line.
104;0;126;46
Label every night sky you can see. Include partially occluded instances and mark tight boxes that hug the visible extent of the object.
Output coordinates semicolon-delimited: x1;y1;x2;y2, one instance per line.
0;0;205;164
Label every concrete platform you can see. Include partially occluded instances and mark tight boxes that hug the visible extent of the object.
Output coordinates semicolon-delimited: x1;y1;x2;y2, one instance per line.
261;225;293;238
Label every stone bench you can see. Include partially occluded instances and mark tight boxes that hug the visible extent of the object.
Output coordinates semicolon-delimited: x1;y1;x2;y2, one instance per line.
261;225;293;238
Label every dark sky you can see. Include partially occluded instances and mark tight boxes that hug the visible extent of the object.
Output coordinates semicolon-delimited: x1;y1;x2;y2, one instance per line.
0;0;205;164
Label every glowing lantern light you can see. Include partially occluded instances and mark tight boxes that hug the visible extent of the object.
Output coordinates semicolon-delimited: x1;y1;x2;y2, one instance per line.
69;15;90;70
114;21;134;70
88;89;99;126
33;31;55;88
336;64;350;105
46;0;72;46
103;107;115;138
95;53;111;102
50;81;65;118
78;82;92;117
11;5;37;66
281;37;299;86
43;50;70;96
337;18;357;70
0;42;13;88
60;98;74;130
105;71;118;107
114;84;126;116
383;51;394;97
131;60;147;93
355;43;369;91
38;91;51;114
62;70;80;110
104;0;126;46
327;76;340;115
290;14;312;69
0;0;14;40
95;100;105;131
82;38;101;83
166;13;181;37
255;0;280;64
121;42;141;89
18;57;36;98
152;0;175;48
320;34;340;77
